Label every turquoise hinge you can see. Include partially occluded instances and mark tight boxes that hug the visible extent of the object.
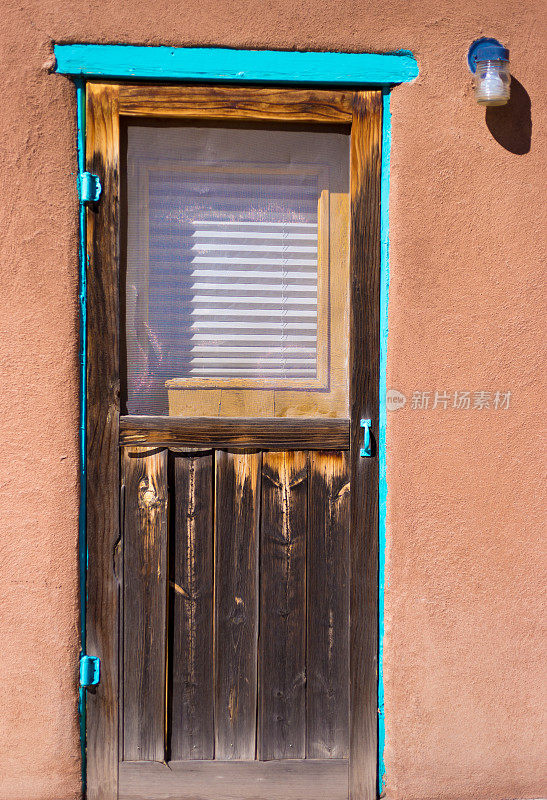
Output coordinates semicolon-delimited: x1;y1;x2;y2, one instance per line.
360;418;373;457
79;655;100;687
78;171;101;203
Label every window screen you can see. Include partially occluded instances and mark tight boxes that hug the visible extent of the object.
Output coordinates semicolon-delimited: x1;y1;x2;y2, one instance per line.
124;123;349;417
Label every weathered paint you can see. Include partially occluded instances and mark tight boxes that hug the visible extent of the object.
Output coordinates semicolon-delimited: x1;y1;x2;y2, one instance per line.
54;44;418;85
75;76;88;791
378;87;392;794
79;655;100;687
77;171;101;203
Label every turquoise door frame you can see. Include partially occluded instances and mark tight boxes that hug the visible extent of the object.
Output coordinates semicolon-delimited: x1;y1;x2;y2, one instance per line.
55;43;417;796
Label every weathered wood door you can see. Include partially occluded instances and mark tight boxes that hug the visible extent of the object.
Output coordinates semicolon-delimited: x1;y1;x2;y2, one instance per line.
85;83;381;800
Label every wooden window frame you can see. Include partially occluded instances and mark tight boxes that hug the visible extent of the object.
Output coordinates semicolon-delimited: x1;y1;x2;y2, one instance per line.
85;82;381;800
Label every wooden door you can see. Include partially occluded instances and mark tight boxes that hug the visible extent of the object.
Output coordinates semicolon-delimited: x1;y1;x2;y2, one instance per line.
85;83;381;800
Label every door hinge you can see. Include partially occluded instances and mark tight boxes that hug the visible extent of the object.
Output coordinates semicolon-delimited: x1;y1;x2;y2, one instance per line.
360;418;373;457
78;171;102;203
79;655;100;687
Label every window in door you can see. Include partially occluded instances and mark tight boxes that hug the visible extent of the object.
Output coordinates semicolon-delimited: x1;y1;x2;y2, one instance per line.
123;122;349;418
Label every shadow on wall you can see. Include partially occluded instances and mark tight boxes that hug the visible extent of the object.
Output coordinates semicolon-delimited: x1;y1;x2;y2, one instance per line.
486;77;532;154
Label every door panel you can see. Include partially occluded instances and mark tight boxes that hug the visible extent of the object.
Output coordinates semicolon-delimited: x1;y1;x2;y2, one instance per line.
120;446;349;775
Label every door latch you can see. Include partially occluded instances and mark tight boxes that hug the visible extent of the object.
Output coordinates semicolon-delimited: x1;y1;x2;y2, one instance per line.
80;655;100;687
360;418;372;457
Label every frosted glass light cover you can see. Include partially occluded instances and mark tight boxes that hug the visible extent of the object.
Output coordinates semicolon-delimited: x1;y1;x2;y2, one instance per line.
474;59;511;106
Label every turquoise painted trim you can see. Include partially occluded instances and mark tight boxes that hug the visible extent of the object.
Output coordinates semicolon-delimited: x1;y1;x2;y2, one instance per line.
54;44;418;86
75;77;88;790
378;88;392;793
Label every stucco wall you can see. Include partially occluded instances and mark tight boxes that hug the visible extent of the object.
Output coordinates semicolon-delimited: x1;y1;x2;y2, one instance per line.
0;2;545;799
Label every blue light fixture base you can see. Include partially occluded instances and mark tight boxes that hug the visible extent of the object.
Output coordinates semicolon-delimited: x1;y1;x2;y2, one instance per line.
467;38;509;72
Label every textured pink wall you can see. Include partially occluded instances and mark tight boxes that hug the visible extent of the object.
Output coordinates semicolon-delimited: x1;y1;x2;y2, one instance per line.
0;1;545;799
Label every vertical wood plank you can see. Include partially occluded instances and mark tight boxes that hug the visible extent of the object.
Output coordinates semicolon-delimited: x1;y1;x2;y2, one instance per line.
259;451;307;760
169;450;214;759
85;82;120;800
307;450;350;758
349;91;382;800
215;451;261;759
122;446;168;762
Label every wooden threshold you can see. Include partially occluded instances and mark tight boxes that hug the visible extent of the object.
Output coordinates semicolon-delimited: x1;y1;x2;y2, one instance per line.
119;759;349;800
119;416;350;450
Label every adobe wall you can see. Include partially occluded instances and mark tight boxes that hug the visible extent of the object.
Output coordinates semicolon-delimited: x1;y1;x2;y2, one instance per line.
0;1;544;798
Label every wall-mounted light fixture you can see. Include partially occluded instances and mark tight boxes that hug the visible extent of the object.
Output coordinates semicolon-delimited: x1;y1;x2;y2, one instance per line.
468;38;511;106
